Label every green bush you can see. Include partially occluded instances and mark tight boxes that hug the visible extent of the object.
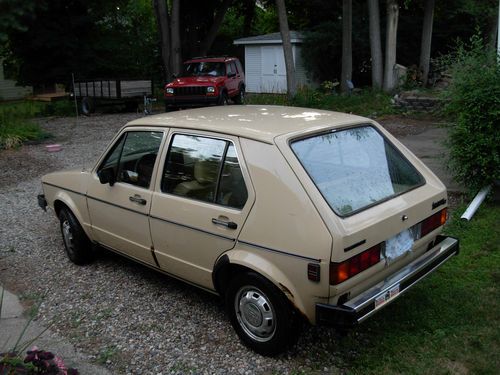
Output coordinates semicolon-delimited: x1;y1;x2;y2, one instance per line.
440;36;500;191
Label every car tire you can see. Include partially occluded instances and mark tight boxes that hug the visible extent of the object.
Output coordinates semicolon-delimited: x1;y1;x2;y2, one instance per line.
218;91;229;106
81;97;95;116
58;207;94;265
225;271;298;356
233;86;245;104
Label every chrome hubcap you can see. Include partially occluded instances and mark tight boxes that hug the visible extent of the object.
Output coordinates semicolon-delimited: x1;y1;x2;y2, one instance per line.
235;286;276;342
62;220;74;253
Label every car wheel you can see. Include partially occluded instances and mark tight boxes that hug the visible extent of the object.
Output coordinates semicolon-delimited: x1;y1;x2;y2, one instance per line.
233;86;245;104
58;207;94;265
218;91;229;106
81;97;95;116
225;271;298;355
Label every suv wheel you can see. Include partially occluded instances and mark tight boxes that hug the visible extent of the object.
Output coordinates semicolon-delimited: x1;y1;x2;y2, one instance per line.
218;91;229;106
234;86;245;104
225;271;298;355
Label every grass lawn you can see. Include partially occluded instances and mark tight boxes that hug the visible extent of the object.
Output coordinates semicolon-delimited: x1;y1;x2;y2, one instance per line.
0;100;73;149
332;203;499;374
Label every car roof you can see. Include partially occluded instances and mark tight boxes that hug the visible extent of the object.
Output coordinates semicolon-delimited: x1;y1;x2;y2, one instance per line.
126;105;369;144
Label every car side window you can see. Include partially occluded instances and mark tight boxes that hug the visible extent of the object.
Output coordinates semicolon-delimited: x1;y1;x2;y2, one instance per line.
226;63;233;76
162;134;248;208
230;62;238;74
99;131;163;189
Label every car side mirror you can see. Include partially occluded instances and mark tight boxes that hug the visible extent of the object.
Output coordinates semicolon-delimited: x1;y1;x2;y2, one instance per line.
98;167;116;186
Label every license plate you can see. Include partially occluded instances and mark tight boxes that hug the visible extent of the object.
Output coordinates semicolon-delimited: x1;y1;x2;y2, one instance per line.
374;284;400;310
385;229;414;262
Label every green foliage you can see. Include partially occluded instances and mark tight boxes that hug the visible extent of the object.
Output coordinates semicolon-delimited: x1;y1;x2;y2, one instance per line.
439;36;500;191
0;102;50;149
246;88;398;118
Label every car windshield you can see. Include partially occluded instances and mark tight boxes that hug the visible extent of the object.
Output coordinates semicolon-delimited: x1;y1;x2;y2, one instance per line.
291;125;425;216
182;62;225;77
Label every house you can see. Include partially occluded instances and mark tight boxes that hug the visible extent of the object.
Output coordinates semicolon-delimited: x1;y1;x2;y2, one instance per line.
0;60;32;101
234;31;312;94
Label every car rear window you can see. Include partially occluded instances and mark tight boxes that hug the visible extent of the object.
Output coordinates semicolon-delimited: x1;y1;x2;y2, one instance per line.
290;125;425;216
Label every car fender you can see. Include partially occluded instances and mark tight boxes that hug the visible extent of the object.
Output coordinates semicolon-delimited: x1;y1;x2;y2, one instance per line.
52;191;93;240
219;248;310;320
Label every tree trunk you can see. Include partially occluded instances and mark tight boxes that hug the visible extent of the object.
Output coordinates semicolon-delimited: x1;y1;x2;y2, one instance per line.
276;0;297;99
198;0;233;56
419;0;434;87
383;0;399;92
341;0;353;94
153;0;172;82
367;0;383;89
242;0;256;36
170;0;182;76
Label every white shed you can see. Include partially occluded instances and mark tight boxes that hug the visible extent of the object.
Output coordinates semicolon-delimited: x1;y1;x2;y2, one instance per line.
0;60;32;101
234;31;310;94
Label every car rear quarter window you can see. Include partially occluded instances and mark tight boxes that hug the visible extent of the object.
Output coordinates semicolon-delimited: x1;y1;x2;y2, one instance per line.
162;134;248;209
290;125;425;216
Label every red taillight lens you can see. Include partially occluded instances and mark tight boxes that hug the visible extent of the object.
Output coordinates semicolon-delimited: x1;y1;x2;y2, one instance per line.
421;208;447;237
330;244;381;285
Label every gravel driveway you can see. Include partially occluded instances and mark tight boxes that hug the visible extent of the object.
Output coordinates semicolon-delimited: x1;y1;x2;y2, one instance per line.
0;113;449;374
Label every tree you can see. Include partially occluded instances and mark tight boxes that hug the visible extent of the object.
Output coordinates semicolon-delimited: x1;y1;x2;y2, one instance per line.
198;0;233;56
419;0;435;86
367;0;383;89
276;0;297;99
341;0;353;93
170;0;182;76
153;0;173;81
383;0;399;92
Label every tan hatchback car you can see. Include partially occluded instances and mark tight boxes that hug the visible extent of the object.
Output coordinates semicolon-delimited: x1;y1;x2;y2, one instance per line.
38;106;459;355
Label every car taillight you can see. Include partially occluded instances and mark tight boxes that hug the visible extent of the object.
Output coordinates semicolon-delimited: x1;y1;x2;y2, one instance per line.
420;208;447;237
330;244;381;285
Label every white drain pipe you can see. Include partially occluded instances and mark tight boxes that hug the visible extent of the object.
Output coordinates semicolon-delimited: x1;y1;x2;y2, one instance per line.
461;185;492;221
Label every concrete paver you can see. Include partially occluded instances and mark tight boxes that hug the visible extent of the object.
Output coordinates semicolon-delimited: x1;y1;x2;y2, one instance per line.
1;286;112;375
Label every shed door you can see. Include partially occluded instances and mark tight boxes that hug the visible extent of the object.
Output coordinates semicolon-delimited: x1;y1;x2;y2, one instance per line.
261;45;287;93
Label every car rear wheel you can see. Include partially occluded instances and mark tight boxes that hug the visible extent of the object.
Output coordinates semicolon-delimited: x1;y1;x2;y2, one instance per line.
225;271;298;355
58;207;94;265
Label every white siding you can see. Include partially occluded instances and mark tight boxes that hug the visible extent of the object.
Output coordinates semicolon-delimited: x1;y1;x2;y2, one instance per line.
0;63;32;100
244;46;261;93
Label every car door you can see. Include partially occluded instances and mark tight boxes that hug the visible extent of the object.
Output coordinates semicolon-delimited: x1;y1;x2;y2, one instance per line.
225;62;238;96
149;130;255;289
87;128;165;265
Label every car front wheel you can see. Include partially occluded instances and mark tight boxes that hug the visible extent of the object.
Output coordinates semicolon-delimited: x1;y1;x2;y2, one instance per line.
58;207;94;265
218;91;229;106
225;271;298;355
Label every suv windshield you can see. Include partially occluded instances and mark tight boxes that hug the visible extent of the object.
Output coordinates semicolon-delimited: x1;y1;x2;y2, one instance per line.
182;62;225;77
291;125;424;216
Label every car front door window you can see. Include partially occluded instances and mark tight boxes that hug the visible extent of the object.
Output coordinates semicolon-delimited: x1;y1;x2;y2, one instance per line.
99;131;163;189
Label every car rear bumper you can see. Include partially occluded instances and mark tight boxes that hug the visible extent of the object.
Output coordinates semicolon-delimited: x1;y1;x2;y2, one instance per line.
316;235;459;327
164;96;219;107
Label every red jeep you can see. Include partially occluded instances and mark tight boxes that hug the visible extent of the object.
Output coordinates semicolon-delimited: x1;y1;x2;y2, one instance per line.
164;56;245;110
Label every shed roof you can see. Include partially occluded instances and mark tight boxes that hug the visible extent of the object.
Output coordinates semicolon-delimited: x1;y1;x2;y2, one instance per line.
126;105;367;144
233;31;304;45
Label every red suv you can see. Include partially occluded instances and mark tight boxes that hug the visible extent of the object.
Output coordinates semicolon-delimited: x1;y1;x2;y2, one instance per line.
164;56;245;110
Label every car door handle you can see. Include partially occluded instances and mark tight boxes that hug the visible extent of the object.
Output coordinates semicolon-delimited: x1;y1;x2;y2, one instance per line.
129;195;147;205
212;218;237;230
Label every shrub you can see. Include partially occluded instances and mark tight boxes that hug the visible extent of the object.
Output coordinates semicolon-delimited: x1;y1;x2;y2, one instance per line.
440;36;500;191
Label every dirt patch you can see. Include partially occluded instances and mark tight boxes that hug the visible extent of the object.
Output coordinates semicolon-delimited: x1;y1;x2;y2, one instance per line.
378;114;447;137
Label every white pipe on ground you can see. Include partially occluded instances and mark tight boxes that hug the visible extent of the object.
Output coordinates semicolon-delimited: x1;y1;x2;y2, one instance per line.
460;185;492;221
